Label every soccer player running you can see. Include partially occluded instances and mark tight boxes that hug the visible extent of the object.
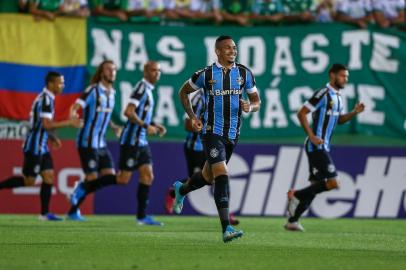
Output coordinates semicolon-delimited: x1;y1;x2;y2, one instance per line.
285;63;365;231
68;61;167;226
172;35;261;242
164;89;240;225
0;71;81;220
67;60;122;221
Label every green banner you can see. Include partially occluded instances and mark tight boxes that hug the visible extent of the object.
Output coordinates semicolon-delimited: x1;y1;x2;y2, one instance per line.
87;20;406;140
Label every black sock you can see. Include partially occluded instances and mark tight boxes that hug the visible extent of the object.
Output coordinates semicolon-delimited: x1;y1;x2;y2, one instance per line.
288;195;315;223
68;196;86;215
68;175;116;215
40;183;52;215
83;174;117;194
214;175;230;233
137;183;150;219
294;181;328;201
179;172;208;196
0;176;25;189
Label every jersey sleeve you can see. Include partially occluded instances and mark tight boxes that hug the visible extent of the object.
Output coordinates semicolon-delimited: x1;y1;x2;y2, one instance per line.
39;95;53;119
304;88;328;112
75;86;96;108
244;68;258;94
128;83;146;107
188;69;206;90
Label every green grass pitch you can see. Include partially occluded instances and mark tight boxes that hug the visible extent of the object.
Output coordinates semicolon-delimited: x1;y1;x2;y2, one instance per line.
0;215;405;270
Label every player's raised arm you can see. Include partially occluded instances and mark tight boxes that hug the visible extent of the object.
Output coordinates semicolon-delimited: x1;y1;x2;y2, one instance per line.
338;102;365;124
241;92;261;113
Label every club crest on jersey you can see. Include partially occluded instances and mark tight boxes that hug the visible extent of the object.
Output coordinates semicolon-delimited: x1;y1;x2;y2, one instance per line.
236;76;244;86
210;148;219;158
208;79;216;85
327;164;336;173
329;100;334;108
206;125;212;131
34;165;40;174
127;158;135;168
88;159;97;169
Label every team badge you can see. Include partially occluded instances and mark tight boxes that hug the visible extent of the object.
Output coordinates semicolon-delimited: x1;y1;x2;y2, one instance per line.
329;100;334;108
33;165;40;174
210;148;219;158
327;164;336;173
236;76;244;86
208;79;216;85
312;167;318;175
88;159;97;169
127;158;135;168
206;125;212;131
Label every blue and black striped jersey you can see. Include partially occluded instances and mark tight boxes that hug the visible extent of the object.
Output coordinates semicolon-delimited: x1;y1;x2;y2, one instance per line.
304;83;344;152
189;62;257;140
120;79;155;147
23;88;55;155
76;83;115;149
185;89;205;151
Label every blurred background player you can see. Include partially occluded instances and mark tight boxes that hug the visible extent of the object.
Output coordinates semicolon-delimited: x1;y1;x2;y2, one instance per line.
67;60;122;221
0;71;81;220
285;63;365;231
164;88;240;225
172;36;261;242
68;61;167;226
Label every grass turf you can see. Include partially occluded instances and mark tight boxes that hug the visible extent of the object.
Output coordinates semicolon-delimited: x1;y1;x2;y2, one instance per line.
0;215;405;270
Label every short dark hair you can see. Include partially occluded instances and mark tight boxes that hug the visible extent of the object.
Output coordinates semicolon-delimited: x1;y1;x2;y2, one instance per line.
329;63;348;74
45;71;62;85
215;35;233;49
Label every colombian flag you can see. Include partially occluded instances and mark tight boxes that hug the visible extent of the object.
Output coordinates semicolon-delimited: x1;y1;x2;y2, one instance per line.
0;14;86;121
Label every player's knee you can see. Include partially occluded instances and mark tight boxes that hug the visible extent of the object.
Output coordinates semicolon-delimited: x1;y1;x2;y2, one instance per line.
24;177;36;186
116;174;130;185
326;179;339;190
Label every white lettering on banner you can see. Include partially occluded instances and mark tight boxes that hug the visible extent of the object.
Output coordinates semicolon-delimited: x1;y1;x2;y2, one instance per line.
301;34;329;73
339;84;355;115
204;37;217;66
342;30;370;70
125;33;149;71
153;86;179;125
59;168;85;195
238;37;266;76
355;157;406;218
188;147;406;218
357;84;385;125
11;167;83;195
90;29;122;68
288;86;314;126
119;81;135;122
262;89;288;128
311;171;356;218
157;36;185;74
370;33;400;73
264;147;301;215
0;122;30;139
89;30;401;76
272;37;296;75
240;155;275;215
